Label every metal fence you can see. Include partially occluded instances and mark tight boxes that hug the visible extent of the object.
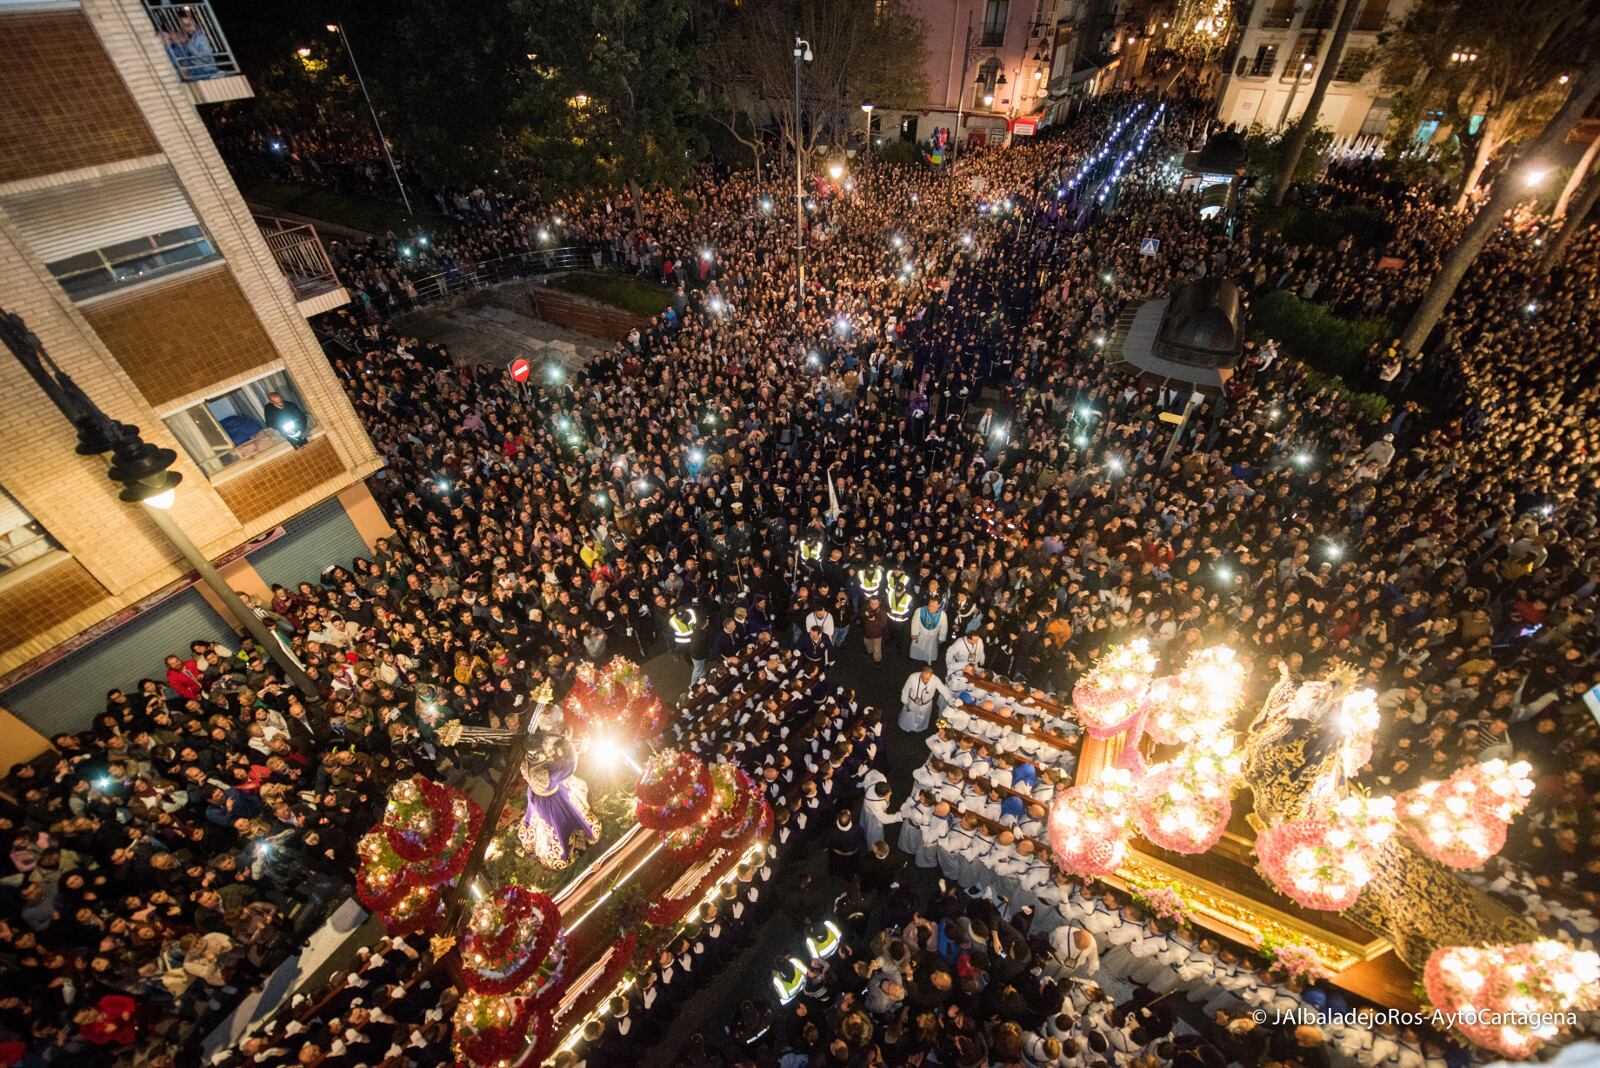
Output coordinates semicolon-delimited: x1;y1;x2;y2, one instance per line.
144;0;241;81
256;216;343;300
400;243;620;307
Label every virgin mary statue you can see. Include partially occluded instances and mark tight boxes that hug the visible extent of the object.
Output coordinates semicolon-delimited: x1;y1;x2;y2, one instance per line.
518;732;602;870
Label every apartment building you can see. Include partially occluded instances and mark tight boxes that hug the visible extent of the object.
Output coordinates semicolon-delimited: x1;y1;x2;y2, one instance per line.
1214;0;1409;139
882;0;1067;149
0;0;387;758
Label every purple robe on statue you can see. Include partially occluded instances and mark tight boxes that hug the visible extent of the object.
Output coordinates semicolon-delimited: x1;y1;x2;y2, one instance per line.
520;744;601;869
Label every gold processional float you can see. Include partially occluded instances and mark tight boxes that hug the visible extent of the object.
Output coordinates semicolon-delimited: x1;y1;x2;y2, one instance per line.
355;659;772;1067
1050;641;1597;1059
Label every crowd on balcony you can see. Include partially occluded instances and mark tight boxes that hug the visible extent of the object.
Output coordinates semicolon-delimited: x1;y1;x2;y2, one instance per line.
4;72;1599;1065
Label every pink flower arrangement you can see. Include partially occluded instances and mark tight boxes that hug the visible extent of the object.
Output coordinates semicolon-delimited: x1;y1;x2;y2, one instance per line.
1398;759;1534;869
1135;760;1233;855
1144;647;1247;745
1424;941;1600;1059
1135;886;1194;928
1072;640;1157;738
1267;941;1331;984
1048;770;1136;878
1255;794;1395;912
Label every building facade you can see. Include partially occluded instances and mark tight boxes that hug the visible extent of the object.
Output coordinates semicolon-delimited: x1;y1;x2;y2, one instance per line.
884;0;1066;149
0;0;386;756
1213;0;1410;140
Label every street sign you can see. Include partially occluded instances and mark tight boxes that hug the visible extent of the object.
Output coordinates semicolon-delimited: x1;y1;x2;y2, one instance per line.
1139;237;1161;257
509;357;531;382
1158;410;1186;424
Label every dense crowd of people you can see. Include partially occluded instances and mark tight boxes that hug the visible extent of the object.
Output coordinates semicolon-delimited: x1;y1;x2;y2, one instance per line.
3;74;1598;1066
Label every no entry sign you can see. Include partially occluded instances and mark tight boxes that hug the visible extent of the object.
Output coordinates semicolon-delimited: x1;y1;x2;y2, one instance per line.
509;357;531;382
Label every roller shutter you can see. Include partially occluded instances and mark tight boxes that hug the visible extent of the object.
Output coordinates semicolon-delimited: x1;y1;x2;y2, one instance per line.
0;588;236;737
2;166;200;264
247;498;373;591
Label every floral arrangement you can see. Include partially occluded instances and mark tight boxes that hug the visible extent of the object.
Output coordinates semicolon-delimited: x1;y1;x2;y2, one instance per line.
1048;768;1136;878
452;988;537;1068
1255;793;1396;912
1135;732;1242;854
355;776;482;934
1260;935;1332;984
458;885;568;998
1071;639;1158;738
565;656;666;740
1423;941;1600;1058
1398;759;1535;869
1144;646;1247;746
1133;885;1194;929
1333;689;1381;774
634;749;713;833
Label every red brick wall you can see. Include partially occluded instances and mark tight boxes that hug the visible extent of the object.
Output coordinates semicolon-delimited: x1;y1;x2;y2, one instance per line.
0;11;161;183
80;267;283;408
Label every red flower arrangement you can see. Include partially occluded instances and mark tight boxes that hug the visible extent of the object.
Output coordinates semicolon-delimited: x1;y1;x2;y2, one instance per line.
1398;759;1534;869
1423;941;1600;1059
1255;794;1395;911
635;750;713;832
1071;640;1157;738
564;657;667;741
1048;769;1136;878
458;885;568;998
453;989;536;1067
356;776;483;936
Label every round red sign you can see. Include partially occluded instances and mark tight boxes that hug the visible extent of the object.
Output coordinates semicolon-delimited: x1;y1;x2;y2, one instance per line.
509;357;531;382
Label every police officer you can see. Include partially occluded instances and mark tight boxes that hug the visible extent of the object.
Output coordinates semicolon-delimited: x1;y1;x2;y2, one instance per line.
885;569;914;657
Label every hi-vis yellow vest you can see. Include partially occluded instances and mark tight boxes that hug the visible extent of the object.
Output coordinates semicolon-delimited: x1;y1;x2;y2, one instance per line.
669;608;697;643
798;537;823;563
855;566;883;594
887;588;913;621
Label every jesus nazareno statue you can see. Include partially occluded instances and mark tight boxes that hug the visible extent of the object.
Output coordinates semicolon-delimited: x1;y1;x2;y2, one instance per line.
518;731;602;870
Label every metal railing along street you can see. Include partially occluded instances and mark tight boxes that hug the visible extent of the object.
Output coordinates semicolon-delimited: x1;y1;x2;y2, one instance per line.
144;0;241;81
396;244;620;308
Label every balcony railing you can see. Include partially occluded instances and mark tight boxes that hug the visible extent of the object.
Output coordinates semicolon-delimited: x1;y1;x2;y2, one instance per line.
256;216;342;302
144;0;240;81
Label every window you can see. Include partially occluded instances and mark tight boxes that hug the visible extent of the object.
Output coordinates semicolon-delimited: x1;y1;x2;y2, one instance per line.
0;487;59;576
3;167;218;302
1282;33;1317;79
982;0;1009;45
975;58;1003;106
1359;98;1393;138
1033;0;1053;24
1302;0;1337;28
1260;0;1295;28
46;226;219;300
1354;0;1389;32
164;370;313;477
1249;43;1278;76
1335;47;1374;82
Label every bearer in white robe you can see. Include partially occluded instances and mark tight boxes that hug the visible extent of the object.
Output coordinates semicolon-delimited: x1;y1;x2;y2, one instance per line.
859;775;899;849
945;635;985;684
909;599;949;665
898;666;952;732
1049;925;1101;980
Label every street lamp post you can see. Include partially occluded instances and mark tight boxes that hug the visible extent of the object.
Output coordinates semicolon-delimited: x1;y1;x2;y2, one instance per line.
952;16;1005;166
328;22;413;216
793;36;813;312
0;311;322;699
861;102;875;154
1277;59;1315;131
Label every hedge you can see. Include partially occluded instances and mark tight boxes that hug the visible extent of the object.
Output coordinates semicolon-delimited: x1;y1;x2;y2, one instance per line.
1248;290;1390;383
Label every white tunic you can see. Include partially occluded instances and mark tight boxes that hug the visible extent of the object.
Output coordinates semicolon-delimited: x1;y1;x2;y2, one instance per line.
910;608;949;664
898;672;952;731
945;635;985;678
